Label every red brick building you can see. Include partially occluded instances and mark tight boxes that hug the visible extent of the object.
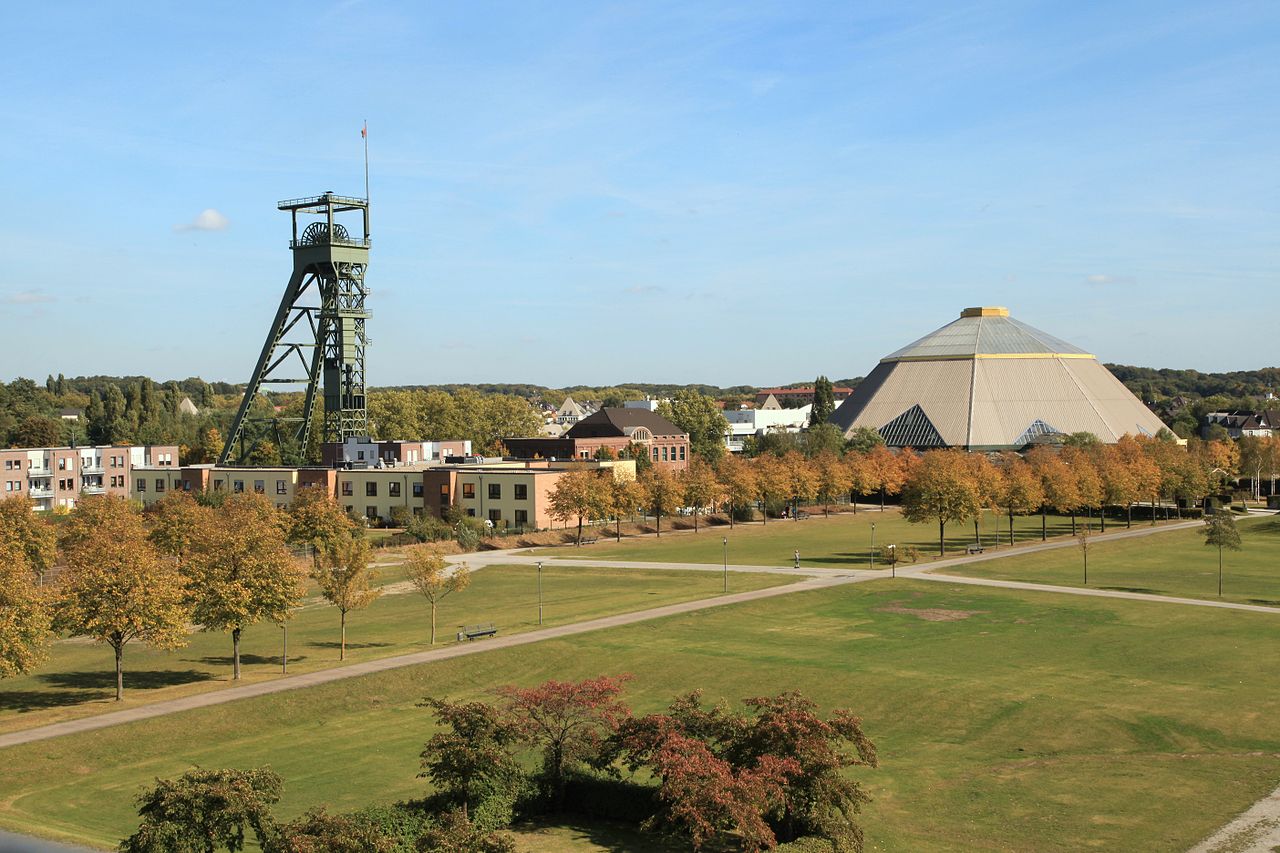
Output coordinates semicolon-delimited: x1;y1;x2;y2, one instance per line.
503;408;691;470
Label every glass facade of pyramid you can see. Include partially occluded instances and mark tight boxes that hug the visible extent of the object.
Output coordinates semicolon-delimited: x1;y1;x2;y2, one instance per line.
829;307;1167;450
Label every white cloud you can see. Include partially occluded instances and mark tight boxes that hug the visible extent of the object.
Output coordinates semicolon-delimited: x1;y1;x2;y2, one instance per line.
175;208;230;232
1085;273;1134;285
1;290;56;305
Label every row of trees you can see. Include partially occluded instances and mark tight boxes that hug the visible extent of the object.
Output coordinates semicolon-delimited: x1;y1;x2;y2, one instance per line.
120;678;877;852
366;388;542;454
547;435;1250;553
0;490;473;698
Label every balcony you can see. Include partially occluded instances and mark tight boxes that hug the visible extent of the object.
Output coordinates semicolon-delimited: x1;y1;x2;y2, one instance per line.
80;464;104;474
80;485;105;495
26;469;54;480
28;486;53;498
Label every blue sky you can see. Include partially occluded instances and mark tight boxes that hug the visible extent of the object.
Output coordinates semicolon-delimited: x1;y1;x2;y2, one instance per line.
3;1;1278;387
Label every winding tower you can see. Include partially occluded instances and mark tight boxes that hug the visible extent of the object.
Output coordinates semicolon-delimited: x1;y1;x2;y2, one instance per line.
220;193;371;464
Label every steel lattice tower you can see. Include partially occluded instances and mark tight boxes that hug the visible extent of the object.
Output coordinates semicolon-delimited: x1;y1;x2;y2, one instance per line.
220;192;370;465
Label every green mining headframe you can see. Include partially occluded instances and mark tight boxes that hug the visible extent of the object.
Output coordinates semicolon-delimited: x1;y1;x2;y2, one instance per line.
220;193;371;465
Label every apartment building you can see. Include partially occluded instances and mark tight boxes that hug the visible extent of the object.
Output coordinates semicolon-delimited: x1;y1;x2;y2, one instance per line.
1;444;178;511
130;457;633;530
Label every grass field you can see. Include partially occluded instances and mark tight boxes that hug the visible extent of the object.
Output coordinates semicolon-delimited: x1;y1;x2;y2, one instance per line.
0;565;790;735
538;507;1164;567
943;514;1280;606
2;578;1278;852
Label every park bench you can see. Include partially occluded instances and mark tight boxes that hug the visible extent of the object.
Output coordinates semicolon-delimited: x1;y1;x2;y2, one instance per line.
580;535;599;545
456;623;498;642
966;544;984;555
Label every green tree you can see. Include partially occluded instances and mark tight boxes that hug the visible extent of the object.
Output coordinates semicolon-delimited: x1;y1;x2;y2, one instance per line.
55;495;189;701
272;808;394;853
183;493;306;680
809;376;836;427
1203;511;1242;596
314;534;381;660
659;391;729;463
844;426;884;454
801;423;845;458
418;697;521;818
119;766;281;853
900;450;984;556
13;414;61;447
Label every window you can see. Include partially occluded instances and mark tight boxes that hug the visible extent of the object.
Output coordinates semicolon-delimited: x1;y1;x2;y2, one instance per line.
652;447;659;461
366;506;378;520
346;505;353;514
488;509;502;525
662;446;669;461
514;509;528;526
213;480;224;491
136;478;146;492
514;484;528;500
679;446;686;461
466;508;476;517
412;482;424;498
183;481;192;491
488;483;501;500
156;479;166;493
342;481;353;496
277;480;287;495
366;481;378;497
462;483;475;499
389;481;401;498
58;458;66;470
254;480;265;494
439;483;450;504
233;480;244;493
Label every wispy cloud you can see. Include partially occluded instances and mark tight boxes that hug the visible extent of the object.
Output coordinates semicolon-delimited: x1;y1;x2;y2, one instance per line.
1084;273;1134;286
1;290;56;305
174;208;229;232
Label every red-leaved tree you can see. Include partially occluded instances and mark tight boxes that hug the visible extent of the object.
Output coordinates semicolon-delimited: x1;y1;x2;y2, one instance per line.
497;674;633;810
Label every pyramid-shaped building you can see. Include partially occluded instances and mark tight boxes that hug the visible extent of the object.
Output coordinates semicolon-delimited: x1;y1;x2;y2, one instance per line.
828;307;1166;450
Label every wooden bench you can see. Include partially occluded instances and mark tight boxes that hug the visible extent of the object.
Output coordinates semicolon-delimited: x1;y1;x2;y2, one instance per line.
966;544;984;555
456;623;498;642
580;536;599;545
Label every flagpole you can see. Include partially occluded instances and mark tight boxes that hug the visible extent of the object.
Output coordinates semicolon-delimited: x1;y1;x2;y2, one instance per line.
363;119;369;204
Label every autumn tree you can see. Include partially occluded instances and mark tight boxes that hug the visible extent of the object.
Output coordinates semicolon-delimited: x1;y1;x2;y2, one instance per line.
1027;446;1080;540
607;474;647;541
1204;510;1242;597
315;533;381;660
54;495;189;701
498;674;633;810
404;545;470;645
900;449;983;556
547;466;610;546
287;486;358;571
752;454;789;524
641;466;683;537
0;494;57;586
183;493;306;680
781;451;818;518
864;445;905;511
716;453;757;528
418;697;521;818
996;453;1043;545
679;458;722;532
272;808;394;853
119;766;281;853
813;452;852;517
0;534;51;678
148;490;208;560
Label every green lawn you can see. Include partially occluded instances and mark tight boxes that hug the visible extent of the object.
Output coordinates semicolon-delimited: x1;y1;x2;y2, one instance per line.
540;507;1155;567
941;514;1280;606
0;565;790;735
2;578;1278;852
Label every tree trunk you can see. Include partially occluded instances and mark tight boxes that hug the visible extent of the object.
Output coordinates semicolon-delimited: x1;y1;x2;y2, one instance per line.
656;514;661;537
694;510;699;532
880;487;886;511
232;627;242;681
576;515;583;546
113;638;124;702
1100;509;1106;532
1041;506;1047;541
340;609;347;660
1127;502;1132;528
1151;493;1157;526
430;600;437;645
850;489;857;514
1071;511;1076;536
617;516;622;541
973;518;980;547
939;519;946;557
1009;507;1015;545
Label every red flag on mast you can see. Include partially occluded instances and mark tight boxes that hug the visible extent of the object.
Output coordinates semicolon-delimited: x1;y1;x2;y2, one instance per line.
361;123;367;139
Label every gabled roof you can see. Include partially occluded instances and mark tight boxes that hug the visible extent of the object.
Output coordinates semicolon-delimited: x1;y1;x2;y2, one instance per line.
565;408;687;439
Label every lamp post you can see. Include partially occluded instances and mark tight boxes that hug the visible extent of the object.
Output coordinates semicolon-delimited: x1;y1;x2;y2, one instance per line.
869;523;876;570
888;544;897;578
722;536;728;593
537;560;544;626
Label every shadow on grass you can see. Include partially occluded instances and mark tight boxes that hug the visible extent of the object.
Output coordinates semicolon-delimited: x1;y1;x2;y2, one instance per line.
39;669;216;691
307;641;393;650
1245;599;1280;608
1099;586;1164;595
189;654;292;667
514;817;685;852
0;689;104;712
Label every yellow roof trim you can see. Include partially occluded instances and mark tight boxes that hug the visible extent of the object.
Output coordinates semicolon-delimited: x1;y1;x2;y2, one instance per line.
960;306;1009;318
883;352;1096;363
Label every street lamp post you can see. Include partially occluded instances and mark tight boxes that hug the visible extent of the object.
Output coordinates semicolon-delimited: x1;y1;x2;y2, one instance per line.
888;544;897;578
869;523;876;570
537;560;544;626
722;536;728;593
